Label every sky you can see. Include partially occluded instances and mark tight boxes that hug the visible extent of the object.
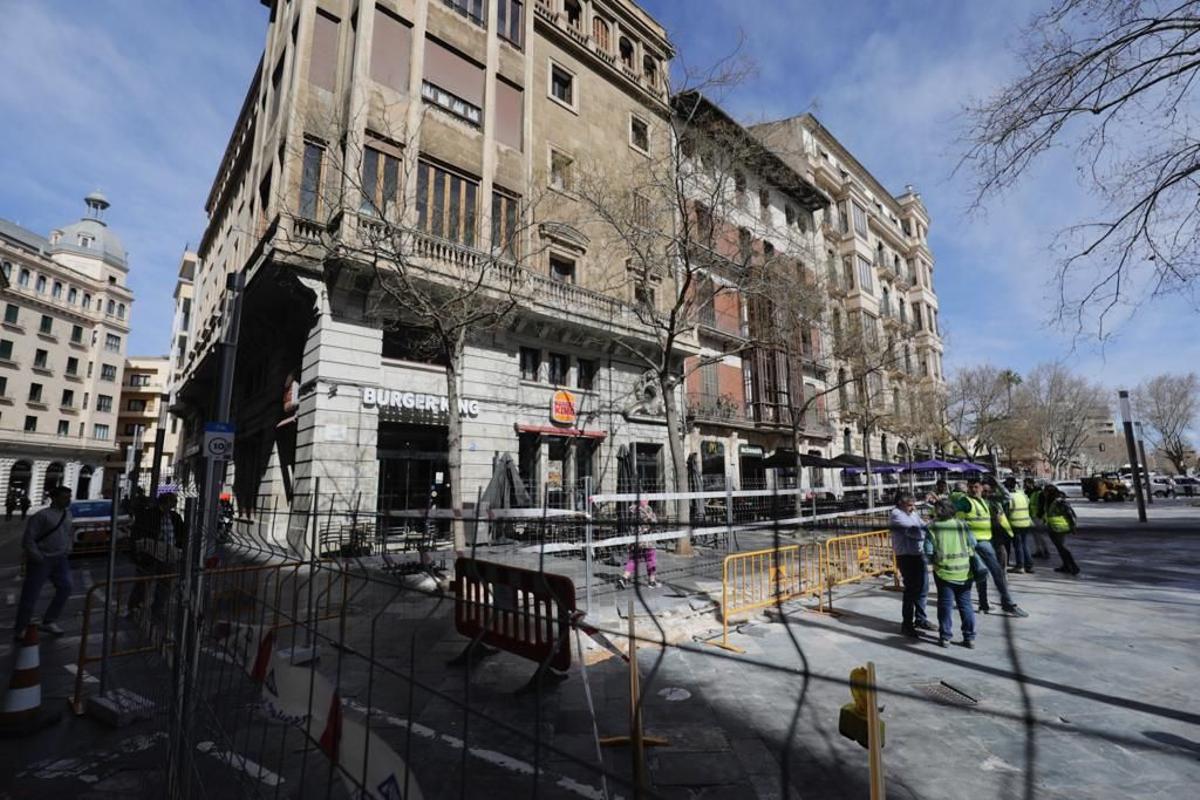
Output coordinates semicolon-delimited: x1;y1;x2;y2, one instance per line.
1;0;1195;390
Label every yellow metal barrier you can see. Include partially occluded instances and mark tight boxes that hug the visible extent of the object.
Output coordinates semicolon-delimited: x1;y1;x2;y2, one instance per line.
71;561;349;714
712;542;824;652
822;530;898;611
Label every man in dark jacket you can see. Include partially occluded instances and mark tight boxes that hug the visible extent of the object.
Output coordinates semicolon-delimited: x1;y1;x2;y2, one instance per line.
128;492;187;616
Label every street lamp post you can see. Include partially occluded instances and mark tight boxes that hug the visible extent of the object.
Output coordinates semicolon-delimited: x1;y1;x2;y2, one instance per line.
1119;390;1147;523
1134;421;1153;505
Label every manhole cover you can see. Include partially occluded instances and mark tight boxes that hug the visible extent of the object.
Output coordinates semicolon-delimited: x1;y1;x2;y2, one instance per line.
913;680;978;706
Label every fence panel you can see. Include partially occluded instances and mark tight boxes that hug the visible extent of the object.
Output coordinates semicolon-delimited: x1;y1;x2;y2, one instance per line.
714;542;825;652
822;530;899;611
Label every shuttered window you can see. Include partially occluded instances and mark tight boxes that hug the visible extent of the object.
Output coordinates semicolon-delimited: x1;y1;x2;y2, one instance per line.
416;161;478;246
370;8;412;92
495;79;523;150
309;10;339;91
422;38;484;125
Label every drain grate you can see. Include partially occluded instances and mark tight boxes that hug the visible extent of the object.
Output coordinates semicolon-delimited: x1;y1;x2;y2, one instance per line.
913;680;979;706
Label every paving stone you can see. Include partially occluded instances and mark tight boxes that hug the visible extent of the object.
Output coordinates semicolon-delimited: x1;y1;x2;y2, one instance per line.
650;750;744;786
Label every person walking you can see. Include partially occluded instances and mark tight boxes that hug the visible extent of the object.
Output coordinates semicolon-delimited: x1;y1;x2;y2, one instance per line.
889;491;932;637
616;500;659;589
14;485;74;638
1006;478;1035;573
128;492;187;616
924;499;978;648
4;490;15;521
955;478;1029;618
1042;485;1082;575
1025;479;1052;558
19;492;30;519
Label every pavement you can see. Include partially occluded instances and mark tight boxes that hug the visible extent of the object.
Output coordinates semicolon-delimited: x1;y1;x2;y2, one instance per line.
0;500;1198;798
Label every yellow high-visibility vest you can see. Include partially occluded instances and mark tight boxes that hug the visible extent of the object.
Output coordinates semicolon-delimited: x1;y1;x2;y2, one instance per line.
956;496;992;541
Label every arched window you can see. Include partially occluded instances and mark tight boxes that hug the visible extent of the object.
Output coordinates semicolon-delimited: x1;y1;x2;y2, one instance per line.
52;281;63;298
592;17;610;51
106;299;115;315
1;261;10;279
642;54;657;87
843;427;852;454
68;287;77;303
117;303;126;320
83;292;91;308
880;434;889;457
35;275;47;293
18;268;30;287
565;0;581;29
619;36;634;68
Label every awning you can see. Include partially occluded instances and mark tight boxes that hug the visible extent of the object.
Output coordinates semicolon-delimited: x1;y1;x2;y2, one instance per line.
764;449;840;468
515;424;607;439
829;453;903;470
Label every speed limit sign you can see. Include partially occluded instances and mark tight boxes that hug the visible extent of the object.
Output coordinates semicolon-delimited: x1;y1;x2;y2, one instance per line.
203;421;235;461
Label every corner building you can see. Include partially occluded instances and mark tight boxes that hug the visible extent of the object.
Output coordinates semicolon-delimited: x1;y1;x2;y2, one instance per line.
175;0;681;536
0;194;133;504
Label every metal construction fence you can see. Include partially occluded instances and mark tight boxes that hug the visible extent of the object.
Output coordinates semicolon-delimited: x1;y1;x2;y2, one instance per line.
74;480;960;799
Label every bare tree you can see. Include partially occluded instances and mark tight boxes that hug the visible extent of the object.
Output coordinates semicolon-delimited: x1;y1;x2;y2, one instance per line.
888;380;950;491
1136;372;1199;473
961;0;1200;336
1020;363;1109;478
275;107;550;548
945;365;1013;462
569;87;822;529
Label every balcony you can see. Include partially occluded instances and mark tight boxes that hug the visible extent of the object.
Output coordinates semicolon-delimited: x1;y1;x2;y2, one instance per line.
689;392;751;424
801;412;834;439
8;428;116;451
697;306;746;341
826;271;849;298
342;216;654;341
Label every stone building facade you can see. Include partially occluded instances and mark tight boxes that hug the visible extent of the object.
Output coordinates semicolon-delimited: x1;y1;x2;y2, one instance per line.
751;115;947;467
105;355;178;495
173;0;682;535
0;193;133;506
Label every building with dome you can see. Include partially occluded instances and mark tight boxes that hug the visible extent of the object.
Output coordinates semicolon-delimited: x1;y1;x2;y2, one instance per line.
0;193;133;506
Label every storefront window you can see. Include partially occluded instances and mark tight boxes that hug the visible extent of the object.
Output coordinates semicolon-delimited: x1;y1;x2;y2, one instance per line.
633;443;662;493
701;440;725;490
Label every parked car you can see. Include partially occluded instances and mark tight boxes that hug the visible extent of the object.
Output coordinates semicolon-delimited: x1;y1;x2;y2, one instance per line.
1053;480;1084;499
1149;476;1177;498
69;499;132;555
1172;476;1199;497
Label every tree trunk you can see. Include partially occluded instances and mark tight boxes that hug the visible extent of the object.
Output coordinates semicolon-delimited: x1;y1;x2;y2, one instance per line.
446;332;466;551
660;372;693;555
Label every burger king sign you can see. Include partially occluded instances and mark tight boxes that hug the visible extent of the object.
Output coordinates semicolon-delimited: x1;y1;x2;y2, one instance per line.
550;389;578;425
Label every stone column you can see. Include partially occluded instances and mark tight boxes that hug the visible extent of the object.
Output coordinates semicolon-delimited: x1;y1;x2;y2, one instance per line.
287;276;382;555
28;459;50;509
0;457;13;499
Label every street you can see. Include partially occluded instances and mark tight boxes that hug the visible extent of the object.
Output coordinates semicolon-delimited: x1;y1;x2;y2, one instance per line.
1;501;1198;799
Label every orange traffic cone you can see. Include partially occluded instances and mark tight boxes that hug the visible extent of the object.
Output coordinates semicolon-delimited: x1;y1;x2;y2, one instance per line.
0;625;62;736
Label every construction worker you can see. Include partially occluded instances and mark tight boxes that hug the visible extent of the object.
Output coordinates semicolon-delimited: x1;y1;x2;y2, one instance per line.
986;479;1014;571
924;499;978;648
889;491;931;637
1006;478;1035;573
955;478;1028;617
1025;478;1052;559
1042;485;1081;575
